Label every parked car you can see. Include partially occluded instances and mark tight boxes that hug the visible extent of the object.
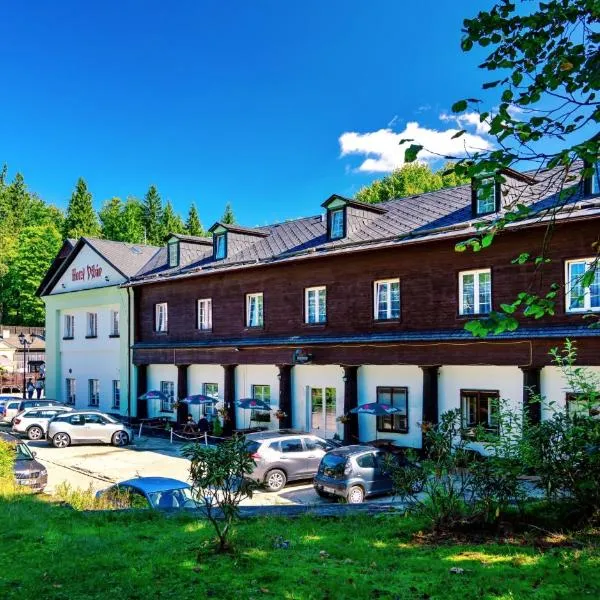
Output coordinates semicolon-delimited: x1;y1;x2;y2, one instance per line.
97;477;198;509
12;406;73;440
0;398;24;424
313;445;422;504
244;430;340;492
0;431;48;491
1;398;64;425
47;411;133;448
0;395;20;421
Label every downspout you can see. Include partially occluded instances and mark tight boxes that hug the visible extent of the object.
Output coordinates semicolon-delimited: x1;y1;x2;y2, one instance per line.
127;285;133;420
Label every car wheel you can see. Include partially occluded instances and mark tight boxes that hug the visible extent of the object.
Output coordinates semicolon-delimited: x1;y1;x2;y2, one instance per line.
316;489;332;499
52;432;71;448
112;431;130;447
27;426;44;441
264;469;287;492
346;485;365;504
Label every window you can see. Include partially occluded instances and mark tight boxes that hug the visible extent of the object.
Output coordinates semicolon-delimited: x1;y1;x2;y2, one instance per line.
214;234;226;260
160;381;175;412
305;437;328;452
65;378;76;405
356;453;376;469
64;314;74;339
84;413;107;424
70;414;85;426
203;383;218;416
155;303;168;332
110;310;120;336
197;298;213;331
329;209;345;240
475;177;497;215
376;387;408;433
168;240;179;268
305;286;326;324
112;380;120;409
88;379;99;407
566;259;600;312
251;384;271;421
566;393;600;418
459;269;492;315
461;390;499;436
374;279;400;320
280;438;304;453
86;312;98;338
246;293;264;328
593;161;600;195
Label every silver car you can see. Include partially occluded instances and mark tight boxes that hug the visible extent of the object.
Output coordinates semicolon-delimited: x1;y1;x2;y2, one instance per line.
47;411;133;448
12;406;73;440
245;430;339;492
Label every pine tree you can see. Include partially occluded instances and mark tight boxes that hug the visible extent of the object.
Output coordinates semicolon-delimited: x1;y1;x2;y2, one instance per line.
161;201;186;237
185;203;204;236
221;202;236;225
63;177;101;239
143;185;164;245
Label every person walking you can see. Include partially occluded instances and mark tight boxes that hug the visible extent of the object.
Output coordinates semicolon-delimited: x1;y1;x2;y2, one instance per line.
35;378;44;399
26;378;35;399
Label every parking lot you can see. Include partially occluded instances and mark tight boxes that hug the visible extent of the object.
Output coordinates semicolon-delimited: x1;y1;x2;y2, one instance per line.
11;431;403;506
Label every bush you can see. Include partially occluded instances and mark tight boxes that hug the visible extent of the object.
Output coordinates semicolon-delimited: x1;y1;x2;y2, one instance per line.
53;482;141;511
0;439;15;483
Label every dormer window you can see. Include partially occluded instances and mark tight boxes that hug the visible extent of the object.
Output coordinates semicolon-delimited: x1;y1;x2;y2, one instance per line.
167;239;179;268
583;160;600;196
473;177;500;216
214;233;226;260
329;209;345;240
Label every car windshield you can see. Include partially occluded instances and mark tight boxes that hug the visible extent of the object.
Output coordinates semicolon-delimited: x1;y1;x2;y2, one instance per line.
15;443;34;461
319;454;347;479
147;487;195;508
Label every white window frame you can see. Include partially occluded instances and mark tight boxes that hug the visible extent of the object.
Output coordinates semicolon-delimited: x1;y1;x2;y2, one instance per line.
168;241;179;267
215;234;226;260
65;378;76;405
112;380;120;409
202;383;219;416
566;258;600;313
305;286;327;324
155;302;168;332
160;381;175;412
86;312;97;337
88;379;99;407
64;314;74;338
246;292;264;328
330;209;344;239
459;268;492;315
197;298;213;331
591;160;600;195
476;177;497;215
373;279;400;321
110;310;120;336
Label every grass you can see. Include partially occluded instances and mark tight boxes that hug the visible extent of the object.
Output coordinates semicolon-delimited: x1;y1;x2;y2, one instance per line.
0;489;599;600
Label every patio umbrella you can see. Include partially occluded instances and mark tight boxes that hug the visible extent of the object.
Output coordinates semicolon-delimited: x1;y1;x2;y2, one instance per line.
180;394;219;406
237;398;272;429
138;390;169;401
350;402;401;441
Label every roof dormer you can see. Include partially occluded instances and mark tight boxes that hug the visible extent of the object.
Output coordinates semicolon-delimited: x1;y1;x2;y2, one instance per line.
208;222;269;261
471;176;500;217
321;195;386;242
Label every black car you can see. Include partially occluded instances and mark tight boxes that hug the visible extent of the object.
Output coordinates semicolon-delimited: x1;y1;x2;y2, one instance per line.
0;431;48;492
313;444;420;504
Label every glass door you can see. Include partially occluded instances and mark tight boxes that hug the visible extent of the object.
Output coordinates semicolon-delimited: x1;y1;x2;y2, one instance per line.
310;387;337;438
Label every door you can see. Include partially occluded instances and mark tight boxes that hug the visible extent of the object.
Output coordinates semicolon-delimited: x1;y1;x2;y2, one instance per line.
309;387;337;439
277;437;310;480
82;413;108;442
304;437;329;474
68;413;86;441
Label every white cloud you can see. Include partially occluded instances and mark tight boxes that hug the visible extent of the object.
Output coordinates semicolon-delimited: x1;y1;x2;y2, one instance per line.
439;111;490;135
339;116;494;173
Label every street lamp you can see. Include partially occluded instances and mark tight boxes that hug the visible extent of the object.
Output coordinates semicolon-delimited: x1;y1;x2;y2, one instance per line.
18;332;32;399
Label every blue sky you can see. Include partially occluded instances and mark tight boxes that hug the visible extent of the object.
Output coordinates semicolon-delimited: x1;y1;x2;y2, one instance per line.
1;1;493;228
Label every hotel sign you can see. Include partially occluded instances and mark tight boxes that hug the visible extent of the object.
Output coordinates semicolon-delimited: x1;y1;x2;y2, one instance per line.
71;264;103;282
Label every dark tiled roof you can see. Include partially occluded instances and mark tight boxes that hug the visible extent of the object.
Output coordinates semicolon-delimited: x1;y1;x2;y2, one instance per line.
168;233;212;245
130;163;598;284
83;238;161;278
132;324;599;350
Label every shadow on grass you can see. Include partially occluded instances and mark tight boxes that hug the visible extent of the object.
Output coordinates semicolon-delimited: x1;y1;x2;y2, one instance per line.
0;489;599;600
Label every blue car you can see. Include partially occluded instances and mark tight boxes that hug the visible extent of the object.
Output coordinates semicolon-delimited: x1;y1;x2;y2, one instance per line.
97;477;198;509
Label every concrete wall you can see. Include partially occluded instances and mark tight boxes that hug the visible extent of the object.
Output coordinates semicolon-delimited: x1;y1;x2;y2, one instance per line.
235;364;280;430
188;364;225;421
146;364;178;418
540;365;600;419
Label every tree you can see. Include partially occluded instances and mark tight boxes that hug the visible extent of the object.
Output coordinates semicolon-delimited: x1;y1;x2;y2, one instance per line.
4;224;62;324
142;185;164;245
161;200;185;237
99;197;145;243
185;203;204;236
405;0;599;335
220;202;236;225
63;178;101;239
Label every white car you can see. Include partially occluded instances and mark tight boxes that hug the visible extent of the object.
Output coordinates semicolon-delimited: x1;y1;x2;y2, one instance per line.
12;406;73;440
0;398;24;424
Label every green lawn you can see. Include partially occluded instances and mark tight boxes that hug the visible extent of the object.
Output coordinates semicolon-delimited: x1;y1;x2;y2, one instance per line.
0;491;598;600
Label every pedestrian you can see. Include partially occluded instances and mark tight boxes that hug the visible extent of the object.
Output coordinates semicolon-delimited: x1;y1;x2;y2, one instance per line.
35;378;44;399
26;378;35;399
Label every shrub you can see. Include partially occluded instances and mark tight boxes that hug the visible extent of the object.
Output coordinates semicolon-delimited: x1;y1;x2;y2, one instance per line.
0;439;15;483
53;481;140;511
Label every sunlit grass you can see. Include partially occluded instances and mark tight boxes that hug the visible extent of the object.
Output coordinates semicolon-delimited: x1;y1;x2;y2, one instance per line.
448;551;540;566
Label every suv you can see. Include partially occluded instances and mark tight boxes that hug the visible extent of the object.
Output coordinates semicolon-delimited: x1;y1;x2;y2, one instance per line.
245;430;339;492
47;411;133;448
313;445;420;504
12;406;73;440
0;431;48;491
1;399;64;425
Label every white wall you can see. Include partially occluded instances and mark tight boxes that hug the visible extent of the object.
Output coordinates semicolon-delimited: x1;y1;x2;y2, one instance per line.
357;365;423;448
147;364;178;418
540;365;600;419
291;365;345;438
188;364;225;421
235;364;280;430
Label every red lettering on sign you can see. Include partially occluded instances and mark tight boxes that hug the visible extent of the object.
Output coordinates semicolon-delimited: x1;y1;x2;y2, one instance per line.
70;265;103;282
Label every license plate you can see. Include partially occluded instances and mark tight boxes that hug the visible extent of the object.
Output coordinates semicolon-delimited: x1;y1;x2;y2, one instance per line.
17;479;35;485
323;486;335;494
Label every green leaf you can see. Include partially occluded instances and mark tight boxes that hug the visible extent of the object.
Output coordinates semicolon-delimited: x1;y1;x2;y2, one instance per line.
451;130;466;139
404;144;423;163
481;233;495;248
500;303;516;314
451;100;468;113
